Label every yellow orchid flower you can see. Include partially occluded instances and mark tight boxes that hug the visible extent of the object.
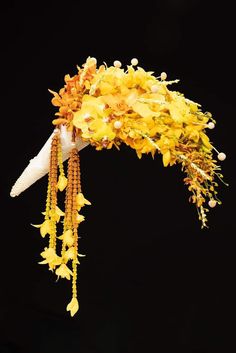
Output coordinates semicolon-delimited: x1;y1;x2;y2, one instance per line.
76;193;91;208
64;246;76;261
41;206;65;222
57;175;67;191
58;229;74;247
76;214;85;224
63;248;86;262
38;247;62;266
32;219;52;238
51;206;65;222
55;264;73;280
67;297;79;317
89;119;116;142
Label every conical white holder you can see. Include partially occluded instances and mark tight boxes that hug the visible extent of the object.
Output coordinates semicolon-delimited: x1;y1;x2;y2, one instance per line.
10;125;89;197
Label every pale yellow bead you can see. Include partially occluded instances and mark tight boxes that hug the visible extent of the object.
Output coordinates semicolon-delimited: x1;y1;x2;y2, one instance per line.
217;152;226;161
113;60;122;68
160;72;167;80
207;122;215;129
131;58;138;66
208;200;217;208
114;121;123;129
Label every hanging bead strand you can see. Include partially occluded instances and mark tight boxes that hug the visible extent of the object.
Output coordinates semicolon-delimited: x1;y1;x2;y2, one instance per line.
49;133;59;253
72;149;79;301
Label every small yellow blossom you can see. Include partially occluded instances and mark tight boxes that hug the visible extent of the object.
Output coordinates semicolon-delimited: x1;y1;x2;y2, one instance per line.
76;214;85;223
58;229;74;247
55;263;73;280
39;247;62;267
41;206;65;222
64;247;76;261
76;193;91;208
67;297;79;317
57;175;68;191
32;219;52;237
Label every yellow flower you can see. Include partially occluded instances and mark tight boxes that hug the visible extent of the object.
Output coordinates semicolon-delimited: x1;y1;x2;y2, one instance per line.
51;206;65;222
64;246;76;261
58;229;74;247
76;193;91;208
89;119;116;142
38;247;62;266
55;264;73;280
57;175;68;191
67;297;79;317
76;214;85;223
41;206;65;222
32;219;52;237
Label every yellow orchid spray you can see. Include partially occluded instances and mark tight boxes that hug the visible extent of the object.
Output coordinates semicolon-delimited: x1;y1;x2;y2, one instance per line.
15;56;227;316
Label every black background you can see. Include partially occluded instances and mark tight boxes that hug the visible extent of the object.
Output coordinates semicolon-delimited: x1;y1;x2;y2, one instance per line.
1;1;235;352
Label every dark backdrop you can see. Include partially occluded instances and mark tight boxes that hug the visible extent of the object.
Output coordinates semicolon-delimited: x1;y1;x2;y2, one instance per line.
1;1;235;353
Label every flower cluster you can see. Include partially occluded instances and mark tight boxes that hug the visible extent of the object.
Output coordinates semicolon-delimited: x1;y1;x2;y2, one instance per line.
50;57;227;228
33;57;227;317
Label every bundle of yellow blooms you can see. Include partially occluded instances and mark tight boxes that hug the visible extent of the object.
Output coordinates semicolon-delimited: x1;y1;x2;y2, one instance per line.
13;57;227;316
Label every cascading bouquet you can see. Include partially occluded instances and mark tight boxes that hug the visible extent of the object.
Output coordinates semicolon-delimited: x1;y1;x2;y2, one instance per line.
10;57;227;316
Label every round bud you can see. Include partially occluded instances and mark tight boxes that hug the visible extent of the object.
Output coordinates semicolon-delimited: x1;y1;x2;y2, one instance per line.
218;152;226;161
207;122;215;129
131;58;138;66
208;200;217;208
114;120;122;129
160;72;167;81
113;60;122;68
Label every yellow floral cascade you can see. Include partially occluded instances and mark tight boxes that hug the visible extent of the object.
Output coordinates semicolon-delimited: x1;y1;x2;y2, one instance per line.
34;57;227;316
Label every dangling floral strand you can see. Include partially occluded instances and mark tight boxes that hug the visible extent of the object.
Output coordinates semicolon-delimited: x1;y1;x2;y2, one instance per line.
33;130;91;316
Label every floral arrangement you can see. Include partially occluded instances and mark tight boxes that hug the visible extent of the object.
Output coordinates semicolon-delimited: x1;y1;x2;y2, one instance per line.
11;57;227;316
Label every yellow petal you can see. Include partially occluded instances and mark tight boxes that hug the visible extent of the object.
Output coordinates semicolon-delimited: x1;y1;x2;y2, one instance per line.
31;223;42;228
38;260;48;265
77;214;85;223
40;219;52;237
66;297;79;317
200;132;212;149
163;150;171;167
55;206;65;217
132;102;157;119
57;175;68;191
